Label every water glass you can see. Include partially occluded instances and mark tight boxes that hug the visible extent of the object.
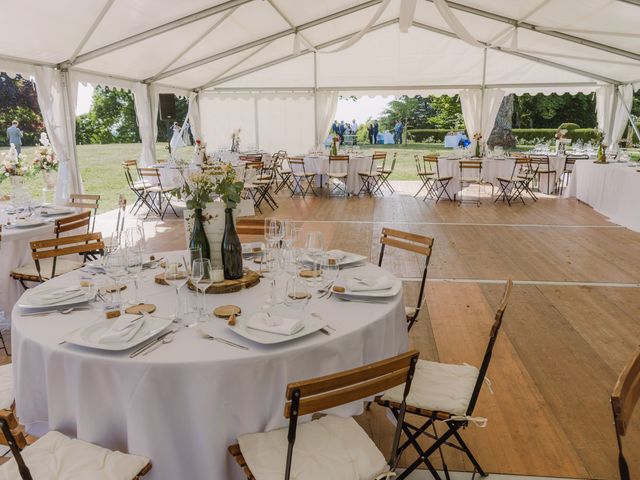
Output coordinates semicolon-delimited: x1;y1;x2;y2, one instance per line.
164;257;188;322
285;276;310;311
265;218;284;248
192;258;213;320
305;231;324;261
126;248;144;305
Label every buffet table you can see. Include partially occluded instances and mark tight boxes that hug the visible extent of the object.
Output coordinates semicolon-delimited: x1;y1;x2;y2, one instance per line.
564;161;640;232
12;255;408;480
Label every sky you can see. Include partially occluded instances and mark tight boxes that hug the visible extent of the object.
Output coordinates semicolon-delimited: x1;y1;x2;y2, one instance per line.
75;85;393;121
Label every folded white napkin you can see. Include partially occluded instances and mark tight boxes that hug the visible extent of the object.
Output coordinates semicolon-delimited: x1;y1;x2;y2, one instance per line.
346;275;393;292
30;287;85;306
99;315;144;344
247;312;304;336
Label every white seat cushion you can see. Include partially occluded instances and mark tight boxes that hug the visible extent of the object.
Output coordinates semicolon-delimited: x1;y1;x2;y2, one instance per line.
11;258;84;280
0;431;149;480
381;359;478;416
0;364;13;411
238;415;388;480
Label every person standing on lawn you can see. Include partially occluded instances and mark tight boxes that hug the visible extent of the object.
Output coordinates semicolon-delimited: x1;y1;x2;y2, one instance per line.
351;119;358;145
6;120;23;154
373;120;379;144
338;120;346;144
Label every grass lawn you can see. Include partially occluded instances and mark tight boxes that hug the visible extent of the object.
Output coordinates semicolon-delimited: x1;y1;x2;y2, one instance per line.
1;142;638;211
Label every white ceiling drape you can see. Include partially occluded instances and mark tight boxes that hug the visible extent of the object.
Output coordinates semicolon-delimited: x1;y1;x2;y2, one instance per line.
33;67;82;203
459;88;505;152
133;83;156;167
315;91;339;147
188;92;203;142
596;84;633;148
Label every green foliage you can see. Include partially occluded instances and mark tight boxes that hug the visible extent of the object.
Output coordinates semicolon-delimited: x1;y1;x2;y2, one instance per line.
214;167;244;209
378;95;464;132
512;128;599;143
558;122;580;130
76;86;140;144
513;93;596;128
407;129;454;142
0;74;44;146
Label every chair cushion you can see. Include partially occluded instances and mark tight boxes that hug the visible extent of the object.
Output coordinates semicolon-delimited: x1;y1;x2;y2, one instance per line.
0;431;149;480
11;258;84;281
0;364;13;411
238;415;388;480
380;359;478;416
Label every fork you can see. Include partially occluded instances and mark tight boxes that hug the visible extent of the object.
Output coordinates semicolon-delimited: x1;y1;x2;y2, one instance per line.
197;329;249;350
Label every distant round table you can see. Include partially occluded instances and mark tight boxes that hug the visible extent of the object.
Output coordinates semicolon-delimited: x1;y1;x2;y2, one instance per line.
12;255;408;480
303;154;373;194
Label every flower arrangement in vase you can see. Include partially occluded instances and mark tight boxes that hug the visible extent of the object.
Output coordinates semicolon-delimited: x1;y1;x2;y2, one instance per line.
593;129;607;163
32;133;58;200
214;165;245;280
331;135;339;156
230;129;241;153
193;139;207;164
472;133;482;157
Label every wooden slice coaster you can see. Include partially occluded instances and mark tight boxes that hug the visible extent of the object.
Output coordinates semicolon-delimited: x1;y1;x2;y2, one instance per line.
104;284;127;293
155;270;260;294
299;269;321;278
125;303;156;315
213;305;241;319
332;286;346;293
287;291;311;300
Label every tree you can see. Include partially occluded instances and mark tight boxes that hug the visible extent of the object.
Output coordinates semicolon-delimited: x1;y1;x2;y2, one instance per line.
378;95;464;133
488;94;516;148
513;93;596;128
0;73;44;146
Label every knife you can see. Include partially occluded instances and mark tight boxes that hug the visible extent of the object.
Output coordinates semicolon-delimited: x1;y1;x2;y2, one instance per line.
129;330;175;358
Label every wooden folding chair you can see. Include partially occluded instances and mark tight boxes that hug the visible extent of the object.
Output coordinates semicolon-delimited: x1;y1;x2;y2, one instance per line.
611;345;640;480
0;409;151;479
54;210;91;238
273;151;293;194
122;160;152;215
357;153;384;196
495;157;533;206
229;350;419;480
376;280;513;480
376;152;397;194
558;154;588;195
379;227;434;331
423;155;453;203
288;157;317;198
458;160;483;206
66;194;100;232
138;168;178;219
327;155;349;196
11;233;104;285
529;154;556;194
414;154;435;198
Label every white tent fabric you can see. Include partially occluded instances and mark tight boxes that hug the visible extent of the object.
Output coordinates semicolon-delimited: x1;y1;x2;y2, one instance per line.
188;93;203;142
133;83;156;167
1;0;639;196
33;67;82;203
315;91;339;146
596;84;635;148
459;88;505;152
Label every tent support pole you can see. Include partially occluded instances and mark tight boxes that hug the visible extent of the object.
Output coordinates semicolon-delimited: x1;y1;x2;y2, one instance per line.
313;52;319;147
60;69;82;199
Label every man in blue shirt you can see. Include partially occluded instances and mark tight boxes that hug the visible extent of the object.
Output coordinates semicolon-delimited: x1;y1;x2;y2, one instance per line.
397;120;404;144
6;120;23;154
373;120;379;144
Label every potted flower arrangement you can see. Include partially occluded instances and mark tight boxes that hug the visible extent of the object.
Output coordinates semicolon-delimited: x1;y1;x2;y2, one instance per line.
593;129;607;163
214;165;245;279
32;133;58;200
1;144;31;201
194;139;207;165
472;133;483;157
331;134;339;156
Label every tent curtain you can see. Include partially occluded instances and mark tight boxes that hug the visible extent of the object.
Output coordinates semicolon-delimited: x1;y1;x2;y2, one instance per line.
597;84;633;149
188;92;202;142
133;83;156;167
315;90;339;147
459;88;505;152
33;67;81;204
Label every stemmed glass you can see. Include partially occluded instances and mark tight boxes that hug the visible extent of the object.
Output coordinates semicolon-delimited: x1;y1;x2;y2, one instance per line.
192;258;213;321
104;249;128;310
126;248;143;305
265;218;284;249
259;249;280;308
320;254;340;291
164;257;189;323
305;231;324;263
285;276;310;310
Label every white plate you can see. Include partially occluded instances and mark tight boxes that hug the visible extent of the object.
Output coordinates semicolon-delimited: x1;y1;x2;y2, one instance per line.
39;207;76;217
64;315;173;351
10;218;47;228
301;250;367;267
18;286;94;309
221;306;326;345
333;276;402;299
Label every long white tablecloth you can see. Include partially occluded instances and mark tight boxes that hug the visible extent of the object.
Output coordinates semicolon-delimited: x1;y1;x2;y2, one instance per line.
12;256;408;480
0;215;57;325
564;161;640;232
303;155;373;194
437;157;515;198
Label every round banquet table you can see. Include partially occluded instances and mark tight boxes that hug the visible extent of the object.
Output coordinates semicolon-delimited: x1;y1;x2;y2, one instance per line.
302;154;373;194
436;156;515;198
12;254;408;480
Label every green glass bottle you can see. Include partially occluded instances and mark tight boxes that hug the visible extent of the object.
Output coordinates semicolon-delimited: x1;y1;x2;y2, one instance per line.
221;207;243;279
190;208;210;262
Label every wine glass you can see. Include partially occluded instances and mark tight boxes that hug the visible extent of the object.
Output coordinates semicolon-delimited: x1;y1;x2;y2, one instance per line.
126;248;143;305
104;249;128;310
265;218;284;249
192;258;213;321
285;276;310;311
320;254;340;290
305;231;324;261
259;249;280;307
164;257;189;323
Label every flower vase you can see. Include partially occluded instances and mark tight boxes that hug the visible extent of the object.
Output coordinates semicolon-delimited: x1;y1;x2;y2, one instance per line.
189;208;211;262
10;176;28;204
41;171;57;205
597;144;606;163
474;142;481;158
221;207;243;280
331;140;338;156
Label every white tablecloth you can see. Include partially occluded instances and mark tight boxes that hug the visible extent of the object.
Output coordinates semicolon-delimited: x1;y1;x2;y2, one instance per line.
436;157;515;198
149;164;200;189
0;216;56;324
12;256;408;480
303;155;374;194
444;134;467;148
564;161;640;232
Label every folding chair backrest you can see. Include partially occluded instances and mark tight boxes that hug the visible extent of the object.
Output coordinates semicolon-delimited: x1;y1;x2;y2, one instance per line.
139;167;161;182
565;154;588;169
529;155;549;166
423;155;440;175
379;228;434;327
31;232;104;280
466;279;513;415
459;160;482;178
329;155;349;173
372;152;386;173
611;345;640;480
287;157;305;174
54;210;91;236
235;218;264;236
283;351;419;477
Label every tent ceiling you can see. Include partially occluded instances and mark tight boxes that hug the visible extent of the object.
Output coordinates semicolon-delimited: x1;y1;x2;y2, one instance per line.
1;0;638;93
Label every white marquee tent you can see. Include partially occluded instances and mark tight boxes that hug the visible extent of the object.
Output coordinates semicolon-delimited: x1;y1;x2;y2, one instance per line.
1;0;639;201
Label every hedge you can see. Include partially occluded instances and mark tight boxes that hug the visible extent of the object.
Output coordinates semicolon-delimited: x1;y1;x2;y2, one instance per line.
407;129;456;142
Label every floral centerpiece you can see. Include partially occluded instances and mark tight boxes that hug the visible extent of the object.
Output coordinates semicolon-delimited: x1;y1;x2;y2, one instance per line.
193;139;207;164
472;133;482;157
331;134;339;156
555;128;571;154
1;144;30;182
215;165;244;279
230;129;241;153
33;133;58;195
593;128;607;163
